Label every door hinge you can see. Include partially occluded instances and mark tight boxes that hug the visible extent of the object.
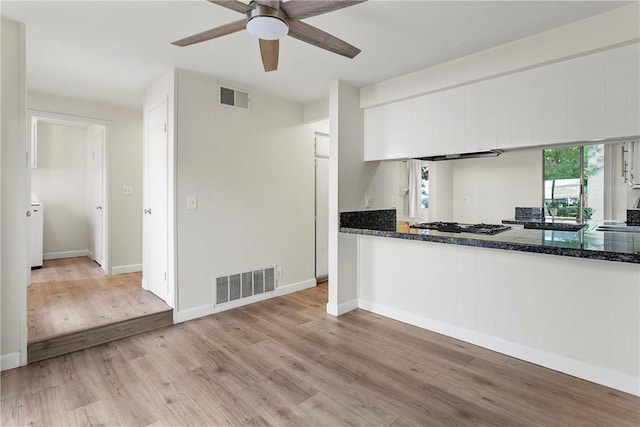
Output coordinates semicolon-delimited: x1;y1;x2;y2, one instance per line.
164;272;167;281
164;123;167;133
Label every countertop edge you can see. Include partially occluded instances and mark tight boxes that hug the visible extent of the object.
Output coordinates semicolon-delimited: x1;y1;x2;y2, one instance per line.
339;227;640;264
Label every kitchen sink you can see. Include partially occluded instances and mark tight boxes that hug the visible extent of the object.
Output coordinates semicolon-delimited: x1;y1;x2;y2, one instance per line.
524;223;587;232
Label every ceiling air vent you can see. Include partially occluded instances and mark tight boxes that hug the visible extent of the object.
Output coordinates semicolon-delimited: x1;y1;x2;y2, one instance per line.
218;84;251;111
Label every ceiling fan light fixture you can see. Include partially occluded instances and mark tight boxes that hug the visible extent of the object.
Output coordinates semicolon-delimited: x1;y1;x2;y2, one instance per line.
246;16;289;40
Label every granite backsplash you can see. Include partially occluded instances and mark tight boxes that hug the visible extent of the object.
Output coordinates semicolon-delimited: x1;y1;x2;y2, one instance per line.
340;209;396;231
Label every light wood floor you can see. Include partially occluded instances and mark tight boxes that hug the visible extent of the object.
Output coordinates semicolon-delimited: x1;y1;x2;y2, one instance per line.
4;282;639;426
29;257;171;342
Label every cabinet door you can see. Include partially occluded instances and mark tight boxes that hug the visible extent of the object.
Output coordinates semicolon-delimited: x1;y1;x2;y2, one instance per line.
495;75;512;149
364;104;395;161
567;52;605;142
510;70;534;148
441;87;465;154
605;46;627;138
533;62;566;145
476;79;497;151
627;43;640;136
364;101;413;161
464;83;479;153
404;94;434;158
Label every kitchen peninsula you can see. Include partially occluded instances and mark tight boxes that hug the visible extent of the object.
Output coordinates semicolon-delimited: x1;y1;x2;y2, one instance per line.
340;210;640;396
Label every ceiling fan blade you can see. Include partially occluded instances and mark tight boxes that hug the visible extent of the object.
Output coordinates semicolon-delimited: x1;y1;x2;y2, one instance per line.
172;19;246;47
280;0;366;20
288;20;360;58
259;39;279;72
207;0;253;14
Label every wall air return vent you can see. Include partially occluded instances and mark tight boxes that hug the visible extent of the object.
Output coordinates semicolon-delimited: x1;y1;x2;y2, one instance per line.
218;84;251;111
215;266;276;306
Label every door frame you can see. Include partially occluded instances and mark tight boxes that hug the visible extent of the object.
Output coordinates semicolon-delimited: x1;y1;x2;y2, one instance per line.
314;132;330;282
27;109;111;275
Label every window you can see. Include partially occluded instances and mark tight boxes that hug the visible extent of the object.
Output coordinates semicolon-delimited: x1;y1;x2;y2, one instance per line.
543;144;604;221
421;166;429;209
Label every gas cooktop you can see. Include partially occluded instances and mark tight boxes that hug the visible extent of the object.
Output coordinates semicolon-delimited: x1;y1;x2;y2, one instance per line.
410;222;511;235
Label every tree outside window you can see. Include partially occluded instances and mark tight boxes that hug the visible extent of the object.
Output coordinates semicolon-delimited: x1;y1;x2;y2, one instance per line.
543;144;604;220
421;167;429;209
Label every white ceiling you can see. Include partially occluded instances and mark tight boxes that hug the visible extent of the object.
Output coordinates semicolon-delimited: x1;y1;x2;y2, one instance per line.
1;1;633;109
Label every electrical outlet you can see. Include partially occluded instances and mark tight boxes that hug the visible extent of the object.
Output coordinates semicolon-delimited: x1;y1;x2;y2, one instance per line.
187;195;198;210
276;267;283;281
364;196;371;208
121;185;133;195
463;197;469;206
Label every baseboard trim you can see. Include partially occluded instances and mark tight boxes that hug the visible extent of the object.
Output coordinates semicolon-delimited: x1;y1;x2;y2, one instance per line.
111;264;142;275
43;250;89;260
175;278;316;323
358;298;640;396
326;298;359;316
1;352;21;371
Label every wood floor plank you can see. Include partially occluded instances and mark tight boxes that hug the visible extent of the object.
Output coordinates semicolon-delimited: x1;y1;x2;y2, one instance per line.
28;309;173;363
2;281;638;426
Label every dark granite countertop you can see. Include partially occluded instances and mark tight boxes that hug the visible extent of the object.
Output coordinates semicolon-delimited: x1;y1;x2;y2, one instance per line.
340;222;640;264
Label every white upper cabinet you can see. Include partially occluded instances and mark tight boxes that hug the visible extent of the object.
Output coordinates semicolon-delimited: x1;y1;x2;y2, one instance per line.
364;100;411;161
495;75;512;149
464;83;479;153
441;87;465;154
510;70;534;148
605;46;627;138
567;52;606;142
403;94;434;158
363;42;640;161
627;43;640;136
475;79;498;151
533;62;567;145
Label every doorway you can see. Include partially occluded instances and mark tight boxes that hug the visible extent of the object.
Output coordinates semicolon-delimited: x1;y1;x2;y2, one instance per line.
27;110;109;274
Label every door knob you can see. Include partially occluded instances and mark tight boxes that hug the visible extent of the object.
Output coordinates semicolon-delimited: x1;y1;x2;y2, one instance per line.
96;206;103;210
144;208;152;215
26;210;31;217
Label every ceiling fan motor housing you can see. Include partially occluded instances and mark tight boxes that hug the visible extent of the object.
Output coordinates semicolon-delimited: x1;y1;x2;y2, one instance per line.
246;4;290;40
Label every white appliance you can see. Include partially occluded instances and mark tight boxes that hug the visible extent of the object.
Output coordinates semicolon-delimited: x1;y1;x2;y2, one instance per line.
30;193;43;268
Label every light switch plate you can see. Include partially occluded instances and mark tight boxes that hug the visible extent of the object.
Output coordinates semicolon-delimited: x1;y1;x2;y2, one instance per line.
187;195;198;210
121;185;133;195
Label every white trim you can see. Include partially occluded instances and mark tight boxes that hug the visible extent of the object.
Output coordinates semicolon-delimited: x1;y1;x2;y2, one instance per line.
175;278;316;323
358;298;640;396
1;352;21;371
43;250;90;260
326;298;359;316
111;263;142;275
27;109;111;128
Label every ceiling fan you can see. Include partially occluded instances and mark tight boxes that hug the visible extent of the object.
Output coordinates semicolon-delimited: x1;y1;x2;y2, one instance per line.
172;0;366;72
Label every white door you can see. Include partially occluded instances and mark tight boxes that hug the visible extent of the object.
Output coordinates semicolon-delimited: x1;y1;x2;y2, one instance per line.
315;134;329;280
145;99;169;302
92;129;104;266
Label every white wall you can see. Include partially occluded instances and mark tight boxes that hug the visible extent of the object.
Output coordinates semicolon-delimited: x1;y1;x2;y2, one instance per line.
27;92;143;270
452;148;543;223
32;122;90;256
328;81;378;315
361;3;640;108
174;69;316;313
1;17;28;369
